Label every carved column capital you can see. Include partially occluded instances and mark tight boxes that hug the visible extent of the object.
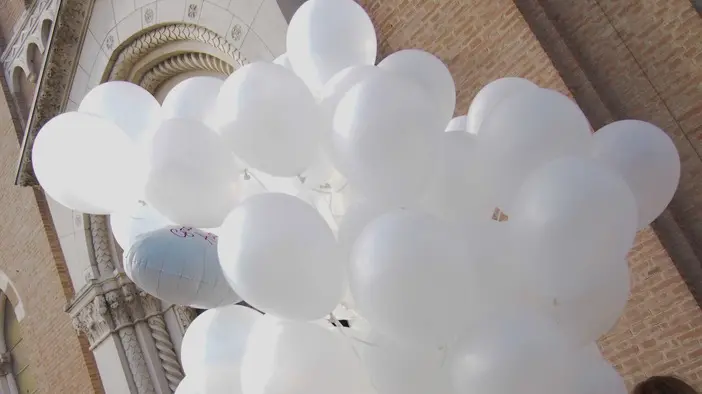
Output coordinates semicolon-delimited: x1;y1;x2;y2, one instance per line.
138;292;161;318
71;293;111;349
105;289;133;330
173;305;197;333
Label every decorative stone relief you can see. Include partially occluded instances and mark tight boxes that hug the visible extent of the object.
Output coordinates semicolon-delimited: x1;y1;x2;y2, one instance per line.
105;35;115;51
1;0;60;85
143;7;155;26
106;289;132;329
15;0;95;187
139;292;161;318
173;305;197;333
108;23;246;82
89;215;116;276
119;327;156;394
148;315;184;390
230;23;243;42
139;52;234;92
68;273;182;392
186;4;199;20
71;293;111;349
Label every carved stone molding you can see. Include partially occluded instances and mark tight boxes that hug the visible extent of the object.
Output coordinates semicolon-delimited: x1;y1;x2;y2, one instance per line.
71;292;110;349
68;271;185;392
1;0;60;84
148;315;184;391
15;0;95;187
139;52;234;93
173;305;197;333
119;326;156;394
107;23;246;82
89;215;117;277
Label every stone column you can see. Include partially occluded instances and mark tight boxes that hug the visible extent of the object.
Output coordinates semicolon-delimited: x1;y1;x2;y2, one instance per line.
67;215;186;394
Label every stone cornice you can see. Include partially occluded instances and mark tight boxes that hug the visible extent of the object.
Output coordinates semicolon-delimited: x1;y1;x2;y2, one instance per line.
15;0;95;186
1;0;59;80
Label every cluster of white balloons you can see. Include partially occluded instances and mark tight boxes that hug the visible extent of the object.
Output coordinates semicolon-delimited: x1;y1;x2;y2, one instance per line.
31;0;681;392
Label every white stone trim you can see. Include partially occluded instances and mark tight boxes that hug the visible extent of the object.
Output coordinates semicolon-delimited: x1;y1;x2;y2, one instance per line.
1;0;60;92
0;271;25;322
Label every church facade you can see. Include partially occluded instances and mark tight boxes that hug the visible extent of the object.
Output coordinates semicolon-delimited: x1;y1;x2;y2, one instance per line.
0;0;700;393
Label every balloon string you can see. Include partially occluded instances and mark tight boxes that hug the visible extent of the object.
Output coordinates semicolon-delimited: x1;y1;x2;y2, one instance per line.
327;193;341;227
328;312;381;393
245;169;269;191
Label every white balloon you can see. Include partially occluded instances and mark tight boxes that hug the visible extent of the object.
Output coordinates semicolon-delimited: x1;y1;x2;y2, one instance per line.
175;376;198;394
337;200;393;259
215;62;321;176
32;112;138;214
450;312;578;394
474;88;592;214
593;120;680;229
218;193;344;321
349;209;476;346
573;345;627;394
181;305;261;377
445;115;467;133
144;119;240;228
467;77;537;135
273;53;293;71
505;157;636;343
317;65;382;178
125;226;240;308
241;315;370;394
319;65;383;133
379;49;456;126
175;372;240;394
321;66;382;110
286;0;377;93
110;202;172;252
329;71;442;205
516;257;631;346
359;331;452;394
239;169;302;199
422;131;487;224
79;81;161;143
162;76;223;126
298;148;335;190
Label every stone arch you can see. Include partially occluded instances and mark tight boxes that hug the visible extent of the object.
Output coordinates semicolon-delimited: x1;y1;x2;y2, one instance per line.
11;66;32;120
104;23;244;87
25;42;41;81
0;271;26;323
40;19;52;48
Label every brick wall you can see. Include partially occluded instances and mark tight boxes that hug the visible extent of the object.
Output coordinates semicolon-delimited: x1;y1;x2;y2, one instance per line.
601;229;702;388
357;0;568;116
361;0;702;390
0;68;99;393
